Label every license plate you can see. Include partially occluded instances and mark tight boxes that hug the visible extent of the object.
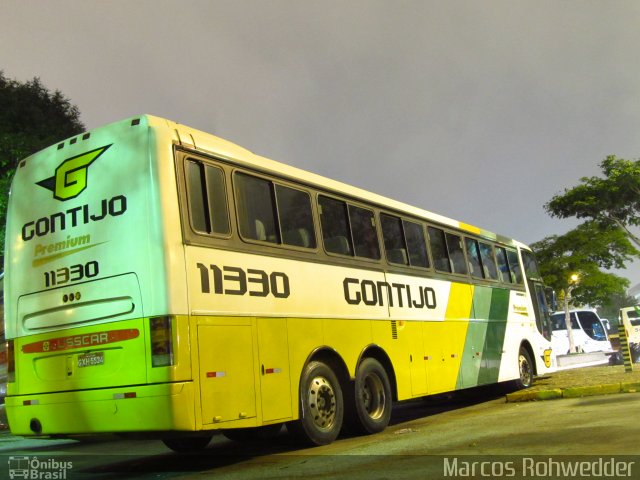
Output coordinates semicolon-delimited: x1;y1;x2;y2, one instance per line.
77;352;104;368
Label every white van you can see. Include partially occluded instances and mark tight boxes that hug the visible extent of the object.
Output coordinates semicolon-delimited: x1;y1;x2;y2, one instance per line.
550;309;612;354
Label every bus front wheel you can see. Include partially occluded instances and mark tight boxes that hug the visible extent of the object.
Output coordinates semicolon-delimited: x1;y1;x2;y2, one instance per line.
287;360;344;446
515;347;534;389
348;358;392;434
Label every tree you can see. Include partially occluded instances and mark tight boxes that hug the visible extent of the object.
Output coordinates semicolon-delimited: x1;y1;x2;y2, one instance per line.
532;221;636;306
598;291;637;329
546;155;640;248
531;221;637;352
0;71;85;250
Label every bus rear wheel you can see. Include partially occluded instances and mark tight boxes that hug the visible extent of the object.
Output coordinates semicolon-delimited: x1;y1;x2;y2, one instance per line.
515;347;534;389
348;358;392;434
287;360;344;446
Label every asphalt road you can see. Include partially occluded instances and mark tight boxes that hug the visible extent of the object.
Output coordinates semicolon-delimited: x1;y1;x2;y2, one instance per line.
1;389;639;480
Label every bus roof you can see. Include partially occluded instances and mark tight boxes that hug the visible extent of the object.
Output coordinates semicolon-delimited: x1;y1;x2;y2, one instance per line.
21;114;528;249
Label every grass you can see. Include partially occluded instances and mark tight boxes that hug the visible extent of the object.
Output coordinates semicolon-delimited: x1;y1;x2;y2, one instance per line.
529;364;640;392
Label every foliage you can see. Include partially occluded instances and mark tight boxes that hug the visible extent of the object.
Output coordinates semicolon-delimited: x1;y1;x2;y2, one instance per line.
0;71;85;251
546;155;640;248
531;221;637;307
597;292;637;328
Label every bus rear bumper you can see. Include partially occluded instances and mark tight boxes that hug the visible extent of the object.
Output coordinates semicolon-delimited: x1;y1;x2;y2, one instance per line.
5;382;196;436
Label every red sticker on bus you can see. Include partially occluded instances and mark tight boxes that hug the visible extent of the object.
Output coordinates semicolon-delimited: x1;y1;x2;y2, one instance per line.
22;329;140;353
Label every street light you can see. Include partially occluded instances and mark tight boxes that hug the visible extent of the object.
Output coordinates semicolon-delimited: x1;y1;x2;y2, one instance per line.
565;273;580;353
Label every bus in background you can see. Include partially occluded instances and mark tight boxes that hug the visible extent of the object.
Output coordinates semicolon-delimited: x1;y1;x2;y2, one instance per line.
550;309;612;355
619;306;640;362
3;115;554;451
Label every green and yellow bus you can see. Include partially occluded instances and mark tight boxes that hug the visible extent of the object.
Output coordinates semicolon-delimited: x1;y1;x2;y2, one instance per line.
3;115;554;450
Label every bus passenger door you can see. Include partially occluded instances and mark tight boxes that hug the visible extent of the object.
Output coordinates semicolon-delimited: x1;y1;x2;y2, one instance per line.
257;318;292;422
521;251;553;343
198;323;257;425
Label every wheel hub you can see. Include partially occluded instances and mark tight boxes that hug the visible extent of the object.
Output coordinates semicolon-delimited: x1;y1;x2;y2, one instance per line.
307;375;337;430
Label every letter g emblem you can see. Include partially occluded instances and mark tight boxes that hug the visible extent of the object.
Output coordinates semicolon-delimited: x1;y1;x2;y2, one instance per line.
36;145;112;201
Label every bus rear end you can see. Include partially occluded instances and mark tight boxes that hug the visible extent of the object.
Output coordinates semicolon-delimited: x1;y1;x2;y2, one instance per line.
4;116;193;436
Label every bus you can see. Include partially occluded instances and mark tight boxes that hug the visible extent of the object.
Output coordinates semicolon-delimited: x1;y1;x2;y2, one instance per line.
549;309;612;355
3;115;554;450
620;306;640;344
619;306;640;362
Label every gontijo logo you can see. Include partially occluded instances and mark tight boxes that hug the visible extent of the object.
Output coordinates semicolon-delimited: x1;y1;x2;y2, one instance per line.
36;144;112;201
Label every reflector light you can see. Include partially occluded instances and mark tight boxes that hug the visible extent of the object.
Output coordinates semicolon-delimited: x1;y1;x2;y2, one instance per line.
149;316;174;367
113;392;137;399
6;340;15;383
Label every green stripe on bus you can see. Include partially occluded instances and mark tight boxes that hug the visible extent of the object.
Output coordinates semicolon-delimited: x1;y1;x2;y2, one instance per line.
457;287;510;388
477;288;510;385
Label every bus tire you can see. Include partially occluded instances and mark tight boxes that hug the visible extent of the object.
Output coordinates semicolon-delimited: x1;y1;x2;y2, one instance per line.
349;358;392;434
222;424;282;442
515;347;534;389
162;434;212;453
287;360;344;446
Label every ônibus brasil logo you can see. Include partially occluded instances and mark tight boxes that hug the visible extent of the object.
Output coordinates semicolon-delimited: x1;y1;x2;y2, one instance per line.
36;144;112;201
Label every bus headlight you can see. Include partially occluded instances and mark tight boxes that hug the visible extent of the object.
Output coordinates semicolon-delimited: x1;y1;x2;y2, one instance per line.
149;316;174;367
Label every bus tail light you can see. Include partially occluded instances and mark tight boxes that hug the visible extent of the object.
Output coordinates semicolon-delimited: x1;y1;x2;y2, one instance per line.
149;316;174;367
5;339;15;383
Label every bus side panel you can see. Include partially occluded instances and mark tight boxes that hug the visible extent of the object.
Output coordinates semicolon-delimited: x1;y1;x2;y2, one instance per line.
197;319;257;426
424;282;472;395
256;317;293;423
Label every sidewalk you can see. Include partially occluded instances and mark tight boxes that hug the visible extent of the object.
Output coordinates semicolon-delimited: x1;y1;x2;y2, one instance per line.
506;364;640;402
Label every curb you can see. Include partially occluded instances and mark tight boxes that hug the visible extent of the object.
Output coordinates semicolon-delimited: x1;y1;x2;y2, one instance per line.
506;381;640;402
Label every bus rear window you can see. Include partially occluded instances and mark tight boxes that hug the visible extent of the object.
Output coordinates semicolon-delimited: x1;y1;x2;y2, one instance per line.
185;160;230;235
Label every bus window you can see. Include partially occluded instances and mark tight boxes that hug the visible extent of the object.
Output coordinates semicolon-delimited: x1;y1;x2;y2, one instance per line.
551;312;579;330
506;249;524;284
576;311;608;341
185;160;230;235
381;214;409;265
479;242;498;280
627;309;640;326
446;233;468;275
495;247;511;283
319;196;353;256
521;250;541;281
428;227;451;273
404;220;429;268
349;205;380;260
275;185;316;248
235;173;316;248
235;173;280;243
465;238;483;279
